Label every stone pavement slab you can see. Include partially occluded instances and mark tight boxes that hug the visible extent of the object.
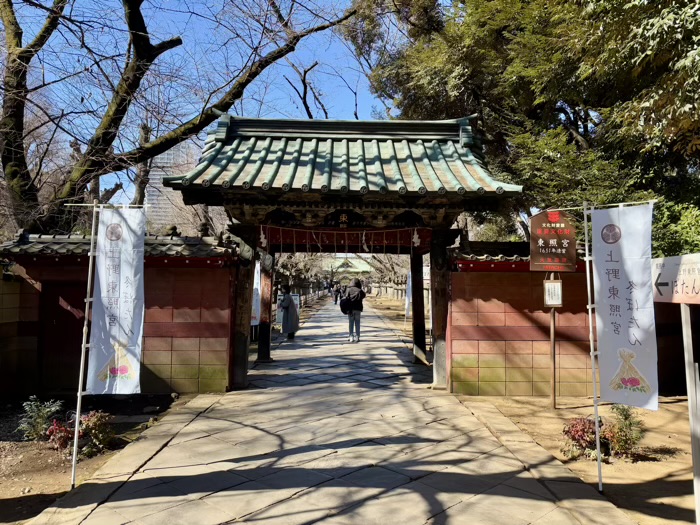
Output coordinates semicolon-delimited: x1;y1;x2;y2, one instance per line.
29;300;637;525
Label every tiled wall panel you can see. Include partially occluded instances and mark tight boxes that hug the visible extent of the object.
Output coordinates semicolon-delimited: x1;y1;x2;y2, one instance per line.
450;271;592;397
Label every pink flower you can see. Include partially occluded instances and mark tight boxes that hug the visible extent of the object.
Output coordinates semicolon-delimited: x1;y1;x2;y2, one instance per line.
621;378;629;386
109;367;119;375
118;365;129;375
628;377;640;387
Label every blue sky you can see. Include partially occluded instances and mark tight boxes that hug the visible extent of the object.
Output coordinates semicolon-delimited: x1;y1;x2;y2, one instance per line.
107;7;382;203
10;0;383;204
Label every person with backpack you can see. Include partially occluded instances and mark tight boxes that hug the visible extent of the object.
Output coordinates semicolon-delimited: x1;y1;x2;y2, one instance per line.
279;284;299;340
344;278;366;343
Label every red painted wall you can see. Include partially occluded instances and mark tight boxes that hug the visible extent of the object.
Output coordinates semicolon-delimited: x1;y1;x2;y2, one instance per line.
449;271;593;396
0;261;234;396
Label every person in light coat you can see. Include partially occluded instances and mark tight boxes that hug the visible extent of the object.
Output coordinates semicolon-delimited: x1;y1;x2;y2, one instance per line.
280;284;299;339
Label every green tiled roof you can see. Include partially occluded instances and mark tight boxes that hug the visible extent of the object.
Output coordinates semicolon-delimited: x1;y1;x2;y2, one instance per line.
163;116;522;198
325;255;373;273
0;231;237;259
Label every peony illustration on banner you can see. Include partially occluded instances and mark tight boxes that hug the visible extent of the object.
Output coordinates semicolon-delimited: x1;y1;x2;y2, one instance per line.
609;349;652;394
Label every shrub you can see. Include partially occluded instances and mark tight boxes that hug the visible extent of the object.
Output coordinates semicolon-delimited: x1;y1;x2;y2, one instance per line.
81;411;114;450
17;396;63;441
562;405;645;459
562;417;598;455
47;419;73;450
604;404;645;457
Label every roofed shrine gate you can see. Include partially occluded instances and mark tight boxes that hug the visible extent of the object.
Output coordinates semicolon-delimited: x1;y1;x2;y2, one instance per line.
164;116;521;390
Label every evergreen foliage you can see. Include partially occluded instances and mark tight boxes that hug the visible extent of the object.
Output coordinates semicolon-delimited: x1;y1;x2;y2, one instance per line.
17;396;64;442
345;0;700;255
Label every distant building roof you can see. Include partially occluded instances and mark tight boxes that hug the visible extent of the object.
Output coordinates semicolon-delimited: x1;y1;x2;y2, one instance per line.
327;256;374;274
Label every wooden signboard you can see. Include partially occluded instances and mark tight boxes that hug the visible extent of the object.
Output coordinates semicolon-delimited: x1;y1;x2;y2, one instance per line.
530;210;577;272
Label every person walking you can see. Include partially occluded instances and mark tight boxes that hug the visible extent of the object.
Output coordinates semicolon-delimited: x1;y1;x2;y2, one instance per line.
345;278;366;343
333;283;341;304
279;284;299;340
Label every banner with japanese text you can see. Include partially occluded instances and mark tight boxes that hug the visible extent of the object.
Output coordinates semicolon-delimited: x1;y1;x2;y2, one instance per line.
592;204;658;410
87;208;145;394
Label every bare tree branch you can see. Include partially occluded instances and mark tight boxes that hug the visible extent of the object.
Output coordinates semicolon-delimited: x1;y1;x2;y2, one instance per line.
285;61;319;119
2;0;358;233
24;0;69;58
100;181;123;202
0;0;23;50
103;9;356;174
32;109;64;186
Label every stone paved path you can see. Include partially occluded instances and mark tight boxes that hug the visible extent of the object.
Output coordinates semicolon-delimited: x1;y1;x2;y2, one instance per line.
31;301;637;525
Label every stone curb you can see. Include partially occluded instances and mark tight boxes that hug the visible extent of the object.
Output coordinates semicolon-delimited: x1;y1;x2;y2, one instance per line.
26;395;222;525
463;400;639;525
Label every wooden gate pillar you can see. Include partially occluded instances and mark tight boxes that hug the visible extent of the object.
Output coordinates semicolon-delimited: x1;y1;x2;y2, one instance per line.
256;253;275;363
430;229;459;389
228;227;257;390
410;253;428;364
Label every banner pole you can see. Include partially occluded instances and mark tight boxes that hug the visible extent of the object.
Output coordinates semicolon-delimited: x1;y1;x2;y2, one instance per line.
550;300;556;409
584;201;604;492
681;304;700;525
71;199;99;489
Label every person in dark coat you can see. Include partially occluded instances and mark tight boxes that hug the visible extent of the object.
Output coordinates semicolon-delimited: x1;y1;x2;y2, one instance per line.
279;284;299;339
345;278;366;343
333;283;341;304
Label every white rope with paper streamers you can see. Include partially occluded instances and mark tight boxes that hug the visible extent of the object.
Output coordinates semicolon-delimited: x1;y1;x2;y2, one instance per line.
312;230;323;252
259;226;267;249
253;226;425;255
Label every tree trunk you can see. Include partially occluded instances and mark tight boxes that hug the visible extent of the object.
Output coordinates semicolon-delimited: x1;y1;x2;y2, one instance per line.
131;123;153;206
1;53;40;229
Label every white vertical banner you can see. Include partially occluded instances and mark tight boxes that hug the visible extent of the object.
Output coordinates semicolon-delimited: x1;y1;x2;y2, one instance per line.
592;203;658;410
251;261;261;326
405;271;412;318
87;208;146;394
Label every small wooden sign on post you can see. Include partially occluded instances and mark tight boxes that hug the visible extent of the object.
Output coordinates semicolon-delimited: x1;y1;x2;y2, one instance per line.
530;210;577;410
544;278;563;308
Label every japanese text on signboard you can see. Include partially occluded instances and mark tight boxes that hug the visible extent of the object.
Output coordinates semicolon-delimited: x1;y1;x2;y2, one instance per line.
530;210;577;272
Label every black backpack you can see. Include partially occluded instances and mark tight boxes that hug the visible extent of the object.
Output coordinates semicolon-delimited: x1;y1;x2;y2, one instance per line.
339;297;351;314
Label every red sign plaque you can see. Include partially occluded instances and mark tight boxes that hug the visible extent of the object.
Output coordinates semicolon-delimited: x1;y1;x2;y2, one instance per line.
529;210;577;272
